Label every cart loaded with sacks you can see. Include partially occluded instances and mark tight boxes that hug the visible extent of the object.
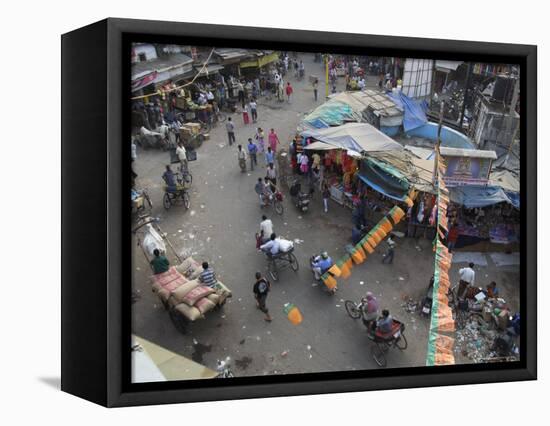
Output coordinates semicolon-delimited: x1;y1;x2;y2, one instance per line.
133;216;232;333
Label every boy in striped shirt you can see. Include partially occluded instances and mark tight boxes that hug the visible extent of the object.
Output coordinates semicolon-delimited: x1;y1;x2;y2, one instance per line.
199;262;217;288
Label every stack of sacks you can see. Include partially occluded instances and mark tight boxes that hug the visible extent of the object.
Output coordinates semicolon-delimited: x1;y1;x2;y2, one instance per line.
175;256;233;304
170;284;217;321
151;266;188;303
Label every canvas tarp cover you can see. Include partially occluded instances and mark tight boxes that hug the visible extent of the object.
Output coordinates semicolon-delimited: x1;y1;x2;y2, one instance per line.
301;123;404;153
449;184;519;208
387;92;428;132
489;169;520;193
358;157;410;201
303;101;357;128
368;150;436;194
303;90;403;129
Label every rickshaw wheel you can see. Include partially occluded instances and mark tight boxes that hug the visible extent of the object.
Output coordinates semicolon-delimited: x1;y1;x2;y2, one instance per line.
395;333;408;350
289;253;299;271
163;193;171;210
268;261;279;281
345;300;361;319
145;193;153;210
371;344;387;367
169;308;188;334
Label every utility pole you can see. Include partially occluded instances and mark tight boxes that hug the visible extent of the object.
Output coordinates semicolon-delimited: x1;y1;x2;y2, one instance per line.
433;101;445;184
459;63;473;131
504;75;520;164
325;55;329;99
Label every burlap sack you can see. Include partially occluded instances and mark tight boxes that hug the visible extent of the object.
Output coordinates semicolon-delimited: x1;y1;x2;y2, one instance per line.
187;265;204;280
206;293;221;305
175;257;195;275
152;282;171;303
195;297;216;315
176;257;203;279
170;280;200;304
174;303;202;321
182;286;215;306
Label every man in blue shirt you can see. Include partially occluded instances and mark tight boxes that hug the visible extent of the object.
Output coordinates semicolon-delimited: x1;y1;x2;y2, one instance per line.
265;146;275;166
260;233;280;257
311;251;333;280
162;165;177;191
376;309;394;334
247;138;258;171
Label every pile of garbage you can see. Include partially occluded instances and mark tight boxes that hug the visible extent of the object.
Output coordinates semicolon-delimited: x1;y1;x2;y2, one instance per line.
454;314;518;363
454;317;496;363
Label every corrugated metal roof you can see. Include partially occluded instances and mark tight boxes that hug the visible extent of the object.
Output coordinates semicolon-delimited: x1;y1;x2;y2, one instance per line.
440;146;497;159
132;53;194;79
329;90;403;117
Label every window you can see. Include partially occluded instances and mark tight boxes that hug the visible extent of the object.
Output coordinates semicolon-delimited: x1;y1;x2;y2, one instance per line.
138;53;146;62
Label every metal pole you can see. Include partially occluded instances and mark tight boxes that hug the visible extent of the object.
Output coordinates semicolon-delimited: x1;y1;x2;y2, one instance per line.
459;62;473;131
433;101;445;184
505;76;520;156
325;55;329;98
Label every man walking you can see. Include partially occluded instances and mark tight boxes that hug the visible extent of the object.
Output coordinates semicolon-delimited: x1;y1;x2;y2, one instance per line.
226;117;235;146
253;272;272;322
265;146;275;166
457;262;475;299
237;144;247;172
266;163;277;186
176;141;187;172
313;78;319;101
382;234;396;264
247;138;258;170
255;177;266;206
286;82;294;102
249;98;258;123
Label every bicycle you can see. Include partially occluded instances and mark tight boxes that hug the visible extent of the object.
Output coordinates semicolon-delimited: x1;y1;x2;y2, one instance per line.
262;191;284;215
345;298;367;319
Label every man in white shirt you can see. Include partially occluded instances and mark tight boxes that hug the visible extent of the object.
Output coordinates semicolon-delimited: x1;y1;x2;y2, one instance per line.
358;78;366;90
458;262;475;299
259;215;273;243
176;142;187;172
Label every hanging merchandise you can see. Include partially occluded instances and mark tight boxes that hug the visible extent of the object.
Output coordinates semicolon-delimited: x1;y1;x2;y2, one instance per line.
362;239;375;254
336;257;352;278
321;273;338;290
283;303;303;325
426;149;456;366
327;264;342;277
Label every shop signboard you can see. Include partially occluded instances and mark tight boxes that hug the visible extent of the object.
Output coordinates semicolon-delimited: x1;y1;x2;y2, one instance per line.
440;147;496;187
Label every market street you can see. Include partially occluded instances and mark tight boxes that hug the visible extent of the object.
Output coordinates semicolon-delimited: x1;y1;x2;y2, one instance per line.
131;53;519;377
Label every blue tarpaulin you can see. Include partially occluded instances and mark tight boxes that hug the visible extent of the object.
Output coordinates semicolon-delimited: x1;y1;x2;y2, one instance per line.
450;185;519;209
387;92;427;132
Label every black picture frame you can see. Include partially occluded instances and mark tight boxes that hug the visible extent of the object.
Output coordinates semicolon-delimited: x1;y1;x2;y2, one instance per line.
61;18;537;407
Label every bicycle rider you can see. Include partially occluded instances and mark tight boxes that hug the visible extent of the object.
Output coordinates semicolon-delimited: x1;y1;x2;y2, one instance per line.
362;292;379;333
